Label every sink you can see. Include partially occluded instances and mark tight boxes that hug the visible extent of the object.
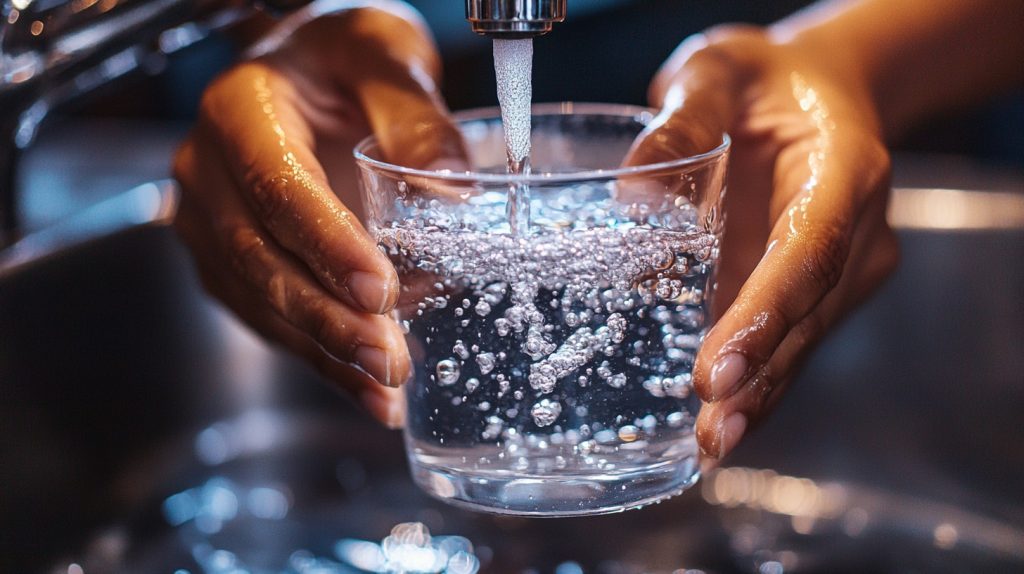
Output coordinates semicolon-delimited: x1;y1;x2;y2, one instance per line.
2;176;1023;572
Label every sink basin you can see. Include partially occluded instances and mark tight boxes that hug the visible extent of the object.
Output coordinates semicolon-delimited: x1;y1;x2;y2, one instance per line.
2;180;1023;572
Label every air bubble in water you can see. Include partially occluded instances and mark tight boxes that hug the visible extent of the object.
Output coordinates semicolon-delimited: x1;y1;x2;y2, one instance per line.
476;353;496;375
494;318;511;336
475;300;492;316
530;398;562;427
651;249;675;270
436;360;460;386
453;340;470;359
667;411;686;427
617;425;639;442
483;283;506;305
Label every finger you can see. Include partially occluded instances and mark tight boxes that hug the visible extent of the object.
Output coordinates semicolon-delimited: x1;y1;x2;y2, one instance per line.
696;192;898;454
623;30;756;169
693;141;892;456
188;229;407;429
175;138;413;388
198;250;408;429
350;43;469;171
197;62;399;315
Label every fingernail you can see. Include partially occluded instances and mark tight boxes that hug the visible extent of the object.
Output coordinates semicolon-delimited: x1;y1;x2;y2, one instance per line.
346;271;394;314
354;345;392;387
717;412;747;459
361;391;405;429
710;353;748;400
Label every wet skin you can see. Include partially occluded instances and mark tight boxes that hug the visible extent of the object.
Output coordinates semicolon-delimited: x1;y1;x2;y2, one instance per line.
174;0;1023;462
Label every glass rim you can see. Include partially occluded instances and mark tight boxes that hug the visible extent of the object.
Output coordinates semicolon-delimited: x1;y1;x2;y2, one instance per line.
353;102;731;184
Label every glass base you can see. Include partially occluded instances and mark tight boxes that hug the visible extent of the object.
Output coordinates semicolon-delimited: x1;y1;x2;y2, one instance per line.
409;454;700;517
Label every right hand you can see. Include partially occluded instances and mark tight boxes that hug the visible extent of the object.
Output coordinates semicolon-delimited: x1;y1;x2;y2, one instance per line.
173;4;467;427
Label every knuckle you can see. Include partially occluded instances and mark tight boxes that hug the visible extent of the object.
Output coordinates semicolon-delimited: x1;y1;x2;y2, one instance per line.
307;301;353;354
226;225;268;280
244;168;296;226
860;137;892;194
792;312;826;350
310;306;339;350
743;366;776;411
800;224;850;292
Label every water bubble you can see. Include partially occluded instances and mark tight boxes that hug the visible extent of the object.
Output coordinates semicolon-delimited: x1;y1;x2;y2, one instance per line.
528;363;557;394
530;398;562;427
474;300;492;316
617;425;639;442
447;551;480;574
475;353;496;375
607;373;627;388
435;360;460;386
651;249;675;270
666;411;687;427
452;340;470;359
483;283;506;305
494;318;511;336
481;416;504;440
465;378;479;393
655;278;684;300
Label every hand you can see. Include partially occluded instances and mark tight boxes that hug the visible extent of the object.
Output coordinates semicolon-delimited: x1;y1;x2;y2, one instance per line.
173;3;467;427
625;26;899;464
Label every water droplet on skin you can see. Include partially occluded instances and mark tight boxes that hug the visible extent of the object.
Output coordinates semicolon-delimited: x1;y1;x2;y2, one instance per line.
436;359;460;385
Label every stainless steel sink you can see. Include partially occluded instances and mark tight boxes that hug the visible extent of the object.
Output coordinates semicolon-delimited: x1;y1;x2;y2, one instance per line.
2;169;1023;572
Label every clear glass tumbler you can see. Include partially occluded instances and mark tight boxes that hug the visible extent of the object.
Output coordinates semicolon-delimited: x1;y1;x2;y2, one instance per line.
355;103;729;516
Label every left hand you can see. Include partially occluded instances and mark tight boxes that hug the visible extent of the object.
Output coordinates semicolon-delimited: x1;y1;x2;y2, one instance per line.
624;26;899;465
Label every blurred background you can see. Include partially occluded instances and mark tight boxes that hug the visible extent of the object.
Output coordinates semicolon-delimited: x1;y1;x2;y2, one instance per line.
14;0;1023;234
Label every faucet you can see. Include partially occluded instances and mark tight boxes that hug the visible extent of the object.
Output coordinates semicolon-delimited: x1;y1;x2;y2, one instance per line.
0;0;312;247
466;0;566;37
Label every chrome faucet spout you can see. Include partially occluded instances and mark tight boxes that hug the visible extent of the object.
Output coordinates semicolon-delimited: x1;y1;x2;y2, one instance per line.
466;0;566;38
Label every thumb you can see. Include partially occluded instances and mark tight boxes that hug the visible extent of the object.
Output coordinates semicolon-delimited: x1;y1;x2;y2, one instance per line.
356;67;470;172
622;31;747;168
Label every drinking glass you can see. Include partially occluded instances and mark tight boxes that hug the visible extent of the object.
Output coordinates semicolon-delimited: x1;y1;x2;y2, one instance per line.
355;103;729;516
